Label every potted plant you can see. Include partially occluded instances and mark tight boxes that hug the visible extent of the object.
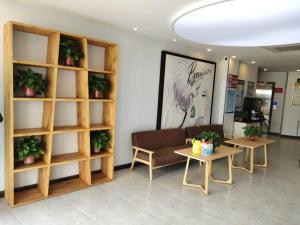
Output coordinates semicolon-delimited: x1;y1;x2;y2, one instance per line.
91;131;110;153
197;131;221;155
15;68;47;97
235;111;248;122
243;125;262;141
15;136;45;165
89;75;110;99
60;37;84;67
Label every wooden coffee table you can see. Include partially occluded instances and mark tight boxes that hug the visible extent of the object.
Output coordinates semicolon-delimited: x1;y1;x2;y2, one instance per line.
175;145;242;195
225;137;275;174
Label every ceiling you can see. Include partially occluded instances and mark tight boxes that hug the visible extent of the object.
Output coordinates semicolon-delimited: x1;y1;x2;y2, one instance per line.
14;0;300;72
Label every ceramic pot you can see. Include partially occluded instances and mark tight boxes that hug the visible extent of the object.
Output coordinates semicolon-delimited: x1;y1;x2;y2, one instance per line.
249;136;257;141
93;147;101;153
192;140;201;154
93;90;103;99
23;86;36;97
65;56;75;66
24;155;35;165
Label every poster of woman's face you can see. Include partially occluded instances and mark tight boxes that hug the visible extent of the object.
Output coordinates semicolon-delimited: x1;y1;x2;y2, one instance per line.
157;51;216;129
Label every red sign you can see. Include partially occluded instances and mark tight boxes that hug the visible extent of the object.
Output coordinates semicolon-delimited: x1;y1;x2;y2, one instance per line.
228;74;238;89
274;87;283;93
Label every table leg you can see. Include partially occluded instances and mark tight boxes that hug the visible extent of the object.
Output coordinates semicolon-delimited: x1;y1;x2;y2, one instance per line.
253;144;268;168
210;156;233;184
231;147;254;174
182;157;209;195
249;148;254;174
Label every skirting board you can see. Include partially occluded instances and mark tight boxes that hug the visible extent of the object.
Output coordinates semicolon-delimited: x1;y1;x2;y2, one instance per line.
0;162;133;198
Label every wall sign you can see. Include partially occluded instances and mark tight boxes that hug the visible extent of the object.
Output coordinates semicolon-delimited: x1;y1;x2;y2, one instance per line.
156;51;216;129
292;82;300;105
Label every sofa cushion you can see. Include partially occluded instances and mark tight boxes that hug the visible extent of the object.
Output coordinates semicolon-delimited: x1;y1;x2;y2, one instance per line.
185;125;225;140
136;144;190;167
132;128;186;150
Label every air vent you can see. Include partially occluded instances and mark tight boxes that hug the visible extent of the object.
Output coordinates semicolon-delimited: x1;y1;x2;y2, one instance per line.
264;44;300;53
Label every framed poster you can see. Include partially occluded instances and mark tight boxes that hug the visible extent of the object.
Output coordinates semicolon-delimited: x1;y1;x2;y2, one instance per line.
225;89;236;113
156;51;216;129
235;79;245;111
227;74;239;89
247;81;255;97
292;82;300;105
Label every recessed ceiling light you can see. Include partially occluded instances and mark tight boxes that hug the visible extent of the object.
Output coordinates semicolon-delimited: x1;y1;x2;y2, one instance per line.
264;68;268;71
172;38;177;42
297;69;300;72
133;27;138;31
231;56;236;59
251;61;256;64
206;48;212;52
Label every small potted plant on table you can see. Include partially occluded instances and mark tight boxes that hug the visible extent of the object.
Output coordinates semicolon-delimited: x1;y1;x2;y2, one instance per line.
89;75;110;99
243;125;262;141
235;111;248;122
15;136;45;165
60;38;84;67
91;131;110;153
15;68;47;97
198;131;221;156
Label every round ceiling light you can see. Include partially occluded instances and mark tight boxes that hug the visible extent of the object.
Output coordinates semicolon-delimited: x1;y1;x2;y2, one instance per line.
173;0;300;46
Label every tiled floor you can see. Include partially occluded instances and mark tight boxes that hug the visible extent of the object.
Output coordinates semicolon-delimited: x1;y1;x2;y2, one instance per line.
1;135;300;225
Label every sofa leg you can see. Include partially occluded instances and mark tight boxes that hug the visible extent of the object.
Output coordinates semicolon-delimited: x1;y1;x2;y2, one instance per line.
149;154;153;180
131;149;138;171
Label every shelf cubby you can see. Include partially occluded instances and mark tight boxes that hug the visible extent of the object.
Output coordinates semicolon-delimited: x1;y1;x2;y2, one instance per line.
5;21;117;207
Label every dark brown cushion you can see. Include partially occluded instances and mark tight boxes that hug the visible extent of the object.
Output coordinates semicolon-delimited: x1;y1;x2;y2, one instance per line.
136;144;190;167
185;125;225;140
132;128;186;150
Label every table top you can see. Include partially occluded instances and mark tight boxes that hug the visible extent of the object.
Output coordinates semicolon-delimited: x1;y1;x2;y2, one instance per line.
174;145;242;162
225;137;275;148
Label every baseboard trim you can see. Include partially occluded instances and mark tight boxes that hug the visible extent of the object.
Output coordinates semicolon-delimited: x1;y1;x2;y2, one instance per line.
0;162;133;199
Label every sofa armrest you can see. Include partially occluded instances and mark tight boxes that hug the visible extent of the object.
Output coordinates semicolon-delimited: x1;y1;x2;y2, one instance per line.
132;146;154;154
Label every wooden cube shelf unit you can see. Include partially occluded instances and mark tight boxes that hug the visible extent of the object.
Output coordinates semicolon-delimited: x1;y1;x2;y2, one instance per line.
4;21;117;207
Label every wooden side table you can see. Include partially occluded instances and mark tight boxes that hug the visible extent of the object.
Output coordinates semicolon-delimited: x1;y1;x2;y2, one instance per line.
175;145;242;195
225;137;275;174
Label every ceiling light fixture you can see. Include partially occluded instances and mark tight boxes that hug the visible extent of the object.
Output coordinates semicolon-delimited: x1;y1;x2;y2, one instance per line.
251;61;256;64
231;56;236;59
133;27;138;31
264;68;268;71
173;0;300;46
206;48;212;52
172;38;177;42
297;69;300;72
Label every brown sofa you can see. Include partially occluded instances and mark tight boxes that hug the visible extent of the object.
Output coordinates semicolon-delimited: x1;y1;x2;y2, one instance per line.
131;128;190;180
185;124;230;145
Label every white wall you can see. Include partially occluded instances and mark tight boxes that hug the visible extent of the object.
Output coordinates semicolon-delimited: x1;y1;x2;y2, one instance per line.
239;62;258;97
0;1;226;190
281;72;300;136
258;72;287;133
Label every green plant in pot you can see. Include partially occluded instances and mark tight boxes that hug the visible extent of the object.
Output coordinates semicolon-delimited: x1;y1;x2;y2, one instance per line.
15;136;45;165
235;111;248;122
198;131;221;150
60;37;84;67
91;131;110;153
15;68;47;97
89;75;110;99
243;125;262;141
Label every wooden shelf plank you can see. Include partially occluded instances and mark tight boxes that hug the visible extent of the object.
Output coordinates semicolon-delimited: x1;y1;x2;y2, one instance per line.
14;161;48;173
90;151;112;160
55;97;86;102
14;188;45;207
13;97;53;101
13;60;54;68
51;152;87;166
87;38;117;48
48;178;88;197
53;125;86;134
14;128;50;137
58;65;86;71
88;68;114;74
89;99;115;103
91;173;112;185
89;124;113;131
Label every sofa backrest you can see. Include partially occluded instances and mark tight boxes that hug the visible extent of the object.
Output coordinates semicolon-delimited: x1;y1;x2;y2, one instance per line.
185;125;225;140
132;128;186;150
